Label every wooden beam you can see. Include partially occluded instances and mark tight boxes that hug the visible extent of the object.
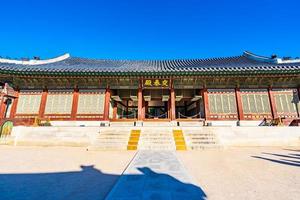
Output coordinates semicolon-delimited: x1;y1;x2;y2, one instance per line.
235;88;244;120
268;87;278;119
9;90;19;118
38;89;48;118
70;88;79;120
103;88;111;121
201;89;209;120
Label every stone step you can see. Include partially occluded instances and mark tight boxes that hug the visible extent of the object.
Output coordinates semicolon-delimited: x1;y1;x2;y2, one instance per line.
138;146;176;150
184;133;217;136
189;145;221;150
87;146;128;151
96;136;129;140
92;141;129;146
97;132;130;136
188;142;218;145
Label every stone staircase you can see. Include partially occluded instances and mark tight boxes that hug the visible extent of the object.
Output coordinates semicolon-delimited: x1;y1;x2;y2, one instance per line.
87;126;220;150
173;129;187;150
127;129;141;150
87;128;131;150
182;128;220;150
137;128;176;150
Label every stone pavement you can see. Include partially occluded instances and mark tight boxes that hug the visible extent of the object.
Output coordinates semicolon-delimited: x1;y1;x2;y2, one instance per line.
105;151;206;200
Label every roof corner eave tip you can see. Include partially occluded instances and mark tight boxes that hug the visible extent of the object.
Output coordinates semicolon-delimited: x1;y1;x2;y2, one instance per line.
0;53;70;65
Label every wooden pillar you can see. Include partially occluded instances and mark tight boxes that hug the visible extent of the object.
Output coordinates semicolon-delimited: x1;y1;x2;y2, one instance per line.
71;88;79;120
0;95;6;119
170;88;176;120
103;88;111;121
38;89;48;118
137;87;143;120
235;88;244;120
201;89;209;120
112;101;118;119
268;87;278;119
9;90;20;118
167;99;171;119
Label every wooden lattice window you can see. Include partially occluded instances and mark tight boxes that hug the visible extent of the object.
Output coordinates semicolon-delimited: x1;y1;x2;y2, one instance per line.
77;90;105;114
273;89;299;116
16;91;42;114
45;91;73;114
208;89;237;114
241;89;271;114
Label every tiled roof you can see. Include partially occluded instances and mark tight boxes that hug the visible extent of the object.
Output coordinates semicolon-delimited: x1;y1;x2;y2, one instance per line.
0;52;299;76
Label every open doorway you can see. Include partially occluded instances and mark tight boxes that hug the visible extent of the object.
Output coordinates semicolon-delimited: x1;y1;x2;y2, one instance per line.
175;89;204;119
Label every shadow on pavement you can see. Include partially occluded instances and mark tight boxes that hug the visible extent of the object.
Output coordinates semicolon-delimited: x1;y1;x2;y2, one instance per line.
0;165;206;200
252;149;300;167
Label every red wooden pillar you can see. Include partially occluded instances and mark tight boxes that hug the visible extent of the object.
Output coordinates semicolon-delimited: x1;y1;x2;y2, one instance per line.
170;88;176;120
9;90;19;118
201;89;209;120
137;87;143;120
112;101;118;120
235;88;244;120
268;87;278;119
38;89;48;118
103;88;111;121
71;88;79;120
0;95;6;119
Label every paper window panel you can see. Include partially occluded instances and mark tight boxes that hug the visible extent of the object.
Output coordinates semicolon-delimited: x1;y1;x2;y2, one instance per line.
222;95;230;113
256;95;263;113
242;95;250;113
262;95;271;113
45;93;73;114
208;94;216;114
272;89;299;115
241;93;271;114
216;95;222;113
208;93;237;114
77;93;105;114
229;95;237;113
16;94;41;114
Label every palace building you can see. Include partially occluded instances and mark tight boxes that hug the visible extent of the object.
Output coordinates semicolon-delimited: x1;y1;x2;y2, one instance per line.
0;51;299;126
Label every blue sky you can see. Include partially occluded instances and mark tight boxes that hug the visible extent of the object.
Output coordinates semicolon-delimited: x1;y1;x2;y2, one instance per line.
0;0;299;60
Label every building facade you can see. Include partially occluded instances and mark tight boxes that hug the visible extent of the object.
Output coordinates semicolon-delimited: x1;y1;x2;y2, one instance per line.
0;51;299;125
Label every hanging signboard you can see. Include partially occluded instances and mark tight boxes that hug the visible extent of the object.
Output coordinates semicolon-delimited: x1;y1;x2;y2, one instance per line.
142;79;170;88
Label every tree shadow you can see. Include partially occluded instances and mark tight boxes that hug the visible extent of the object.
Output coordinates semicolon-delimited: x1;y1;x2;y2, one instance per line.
0;165;206;200
252;149;300;167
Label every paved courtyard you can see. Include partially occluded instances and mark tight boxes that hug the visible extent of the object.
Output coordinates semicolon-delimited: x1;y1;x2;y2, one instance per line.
0;146;299;200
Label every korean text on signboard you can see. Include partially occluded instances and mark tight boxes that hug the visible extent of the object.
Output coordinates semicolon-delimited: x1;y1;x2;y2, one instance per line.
143;79;170;88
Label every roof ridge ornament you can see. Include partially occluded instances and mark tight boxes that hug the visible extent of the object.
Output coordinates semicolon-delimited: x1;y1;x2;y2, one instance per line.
0;53;70;65
243;51;300;64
